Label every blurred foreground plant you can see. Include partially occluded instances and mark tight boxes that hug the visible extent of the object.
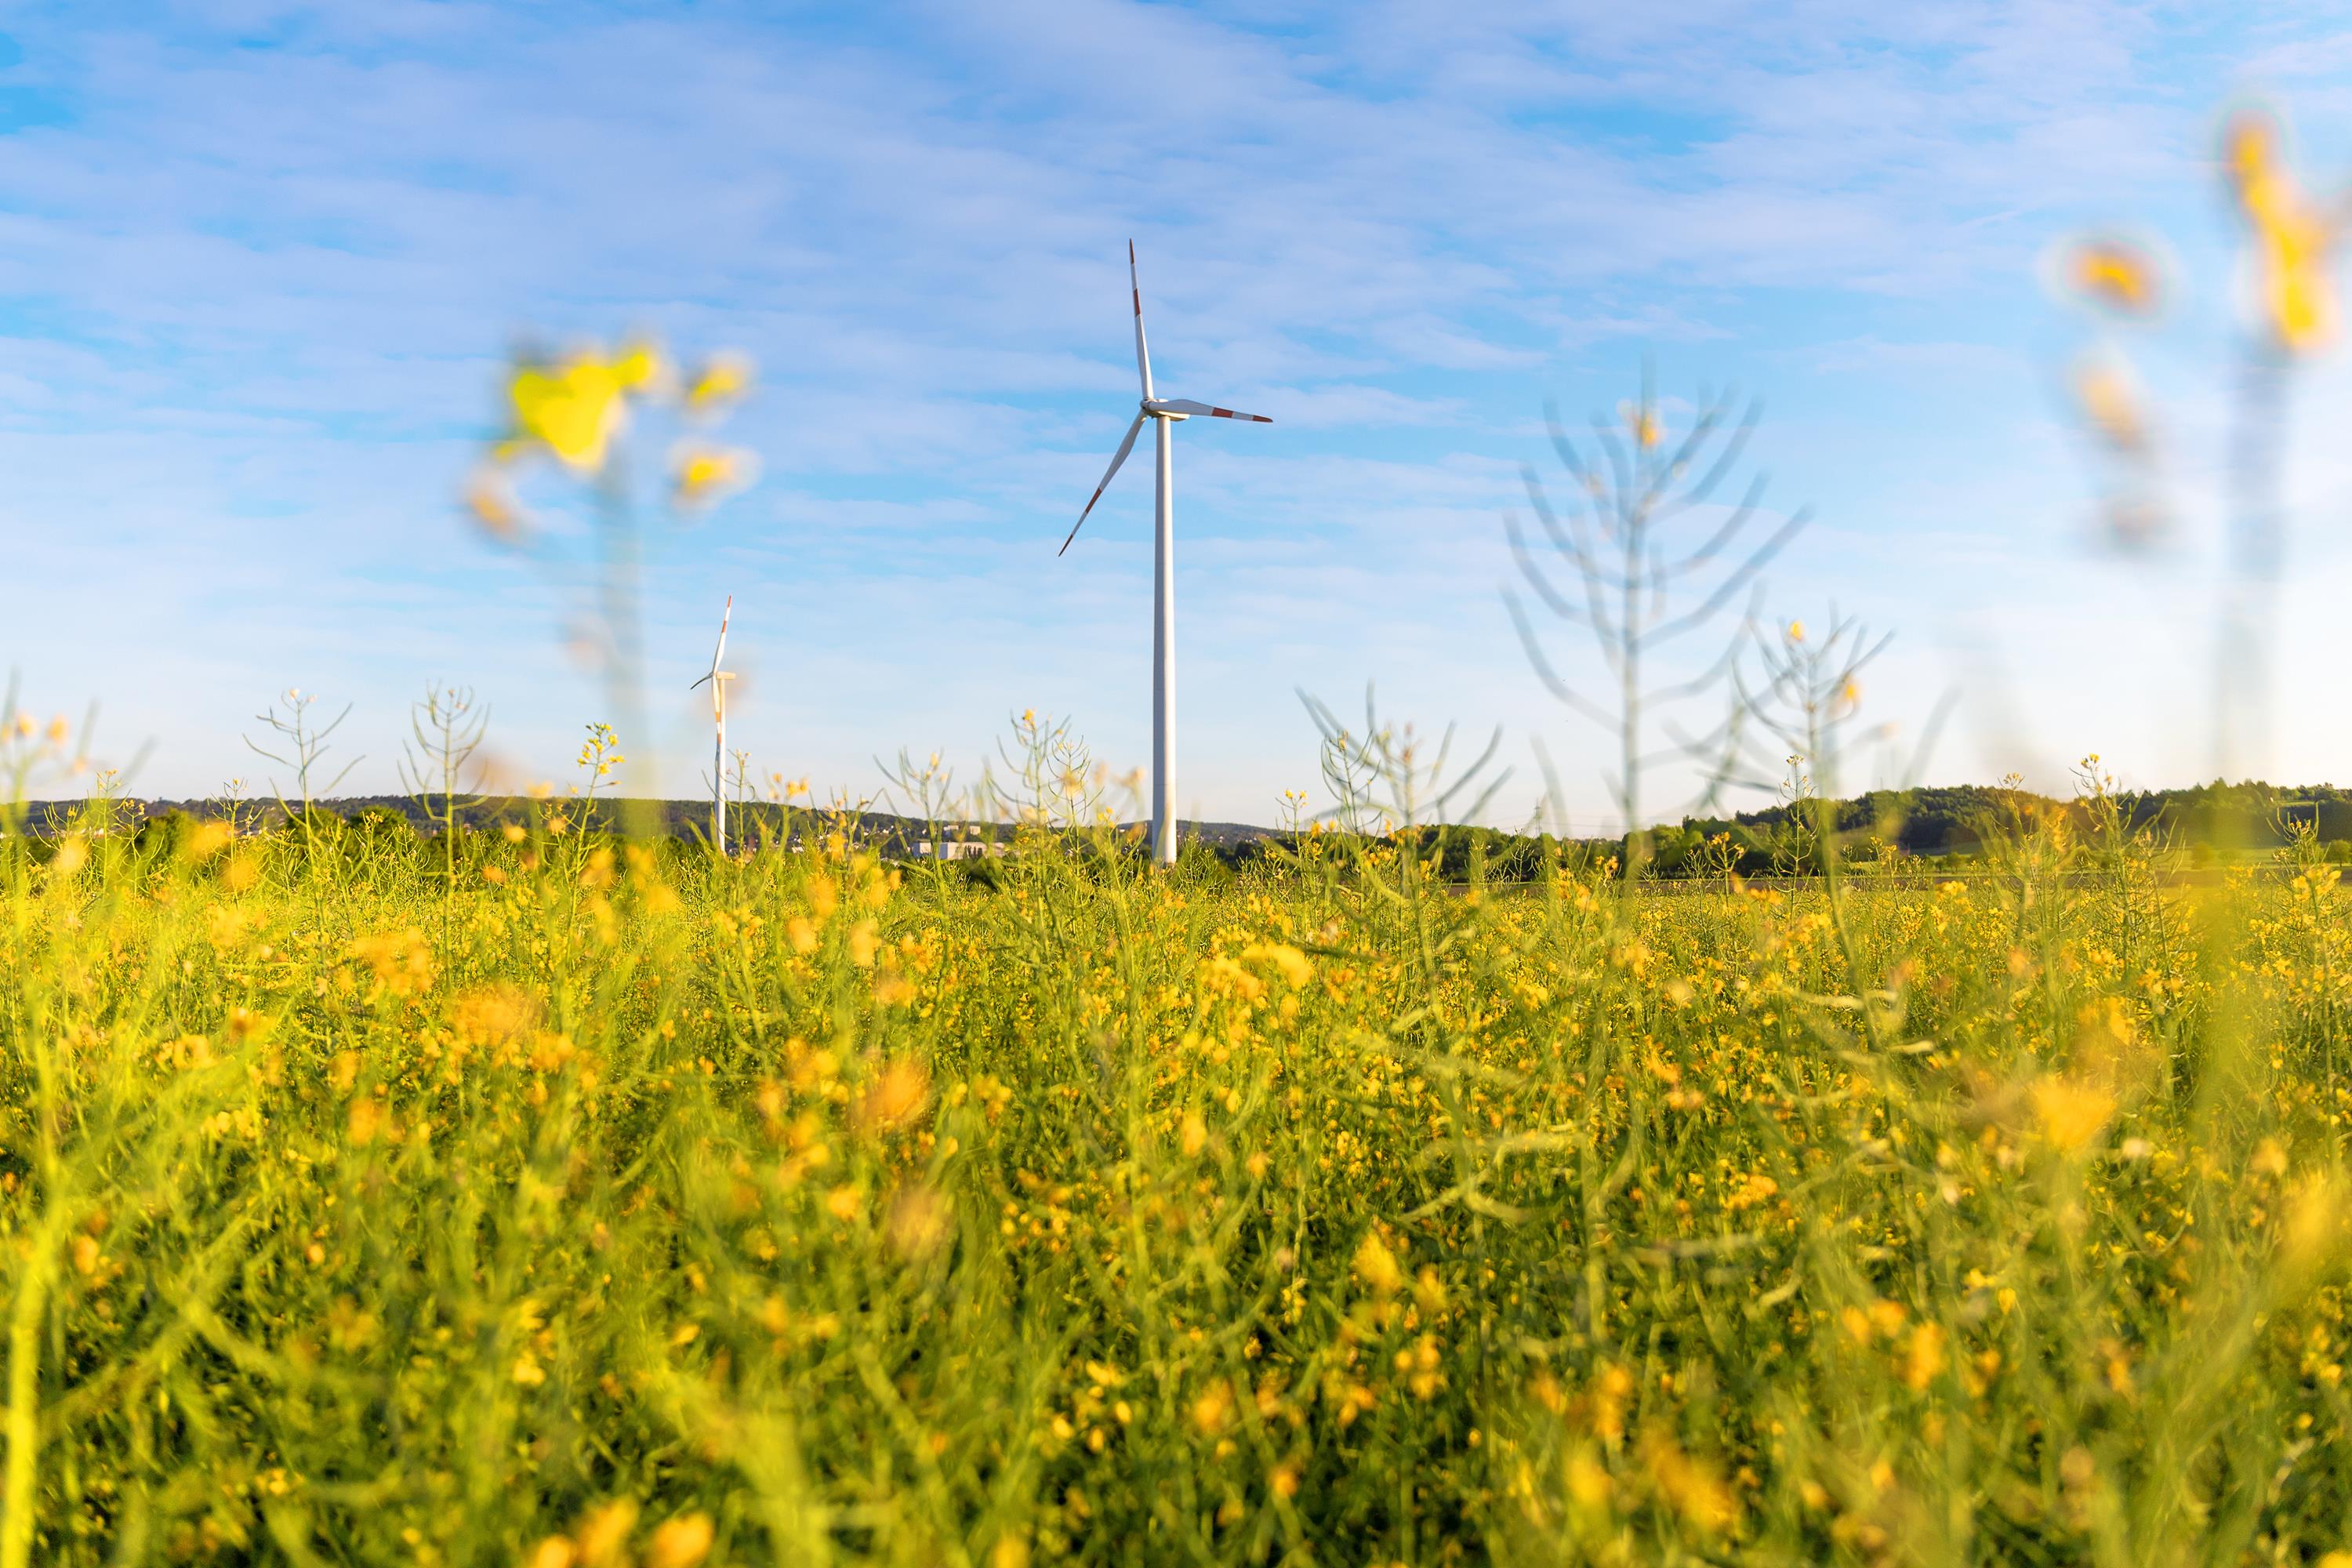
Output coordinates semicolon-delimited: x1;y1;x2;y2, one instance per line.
462;338;759;829
1504;366;1809;873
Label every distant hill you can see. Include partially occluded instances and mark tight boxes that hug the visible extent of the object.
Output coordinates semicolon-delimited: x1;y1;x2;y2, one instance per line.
1690;779;2352;858
14;779;2352;877
4;793;1283;852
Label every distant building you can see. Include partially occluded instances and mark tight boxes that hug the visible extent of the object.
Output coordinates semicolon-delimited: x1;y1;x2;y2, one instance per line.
915;839;1003;860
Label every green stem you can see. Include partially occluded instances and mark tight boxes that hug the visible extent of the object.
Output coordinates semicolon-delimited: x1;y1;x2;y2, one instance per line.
1;1224;55;1568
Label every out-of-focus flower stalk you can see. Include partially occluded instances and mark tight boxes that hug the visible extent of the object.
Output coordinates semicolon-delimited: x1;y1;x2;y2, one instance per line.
2217;108;2337;781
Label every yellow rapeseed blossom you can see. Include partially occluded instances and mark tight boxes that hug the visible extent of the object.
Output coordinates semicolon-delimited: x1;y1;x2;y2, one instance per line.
1180;1110;1209;1158
2224;108;2338;353
2067;236;2161;315
671;442;759;509
684;351;753;412
1352;1231;1404;1296
183;819;234;861
1640;1429;1737;1535
1564;1448;1613;1512
1902;1323;1948;1391
507;354;635;473
2032;1075;2117;1154
1190;1380;1233;1436
856;1057;930;1134
646;1513;714;1568
574;1501;638;1568
347;927;437;999
1240;940;1313;988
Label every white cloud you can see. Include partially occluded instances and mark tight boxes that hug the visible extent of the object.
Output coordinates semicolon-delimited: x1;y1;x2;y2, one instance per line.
5;1;2352;820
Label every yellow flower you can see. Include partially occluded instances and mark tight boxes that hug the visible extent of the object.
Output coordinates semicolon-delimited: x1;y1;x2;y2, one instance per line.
1179;1110;1209;1158
671;443;759;509
2067;236;2160;316
646;1513;713;1568
347;927;437;999
685;350;754;412
612;339;664;390
574;1500;638;1568
49;836;88;879
1640;1429;1737;1535
2284;1172;2347;1272
2224;108;2337;353
1190;1379;1233;1436
1902;1323;1948;1391
1352;1231;1404;1296
1240;941;1313;988
184;819;234;861
507;354;634;473
855;1057;929;1134
2032;1075;2116;1154
452;984;532;1051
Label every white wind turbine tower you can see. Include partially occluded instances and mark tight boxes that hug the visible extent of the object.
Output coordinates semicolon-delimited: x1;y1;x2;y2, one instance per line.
688;595;735;855
1058;241;1271;868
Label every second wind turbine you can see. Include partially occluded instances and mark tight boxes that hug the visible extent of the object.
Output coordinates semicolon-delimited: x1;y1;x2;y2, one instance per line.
688;595;735;855
1058;241;1271;868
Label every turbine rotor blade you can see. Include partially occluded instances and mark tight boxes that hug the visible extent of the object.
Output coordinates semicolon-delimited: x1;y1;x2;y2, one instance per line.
710;593;732;673
1149;397;1272;424
1060;412;1148;556
688;673;713;691
1129;240;1154;401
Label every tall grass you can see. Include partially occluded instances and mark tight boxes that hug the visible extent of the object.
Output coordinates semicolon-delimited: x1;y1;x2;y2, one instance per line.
2;764;2349;1566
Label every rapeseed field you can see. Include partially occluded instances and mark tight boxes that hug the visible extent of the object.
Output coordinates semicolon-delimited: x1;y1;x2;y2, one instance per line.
5;760;2352;1566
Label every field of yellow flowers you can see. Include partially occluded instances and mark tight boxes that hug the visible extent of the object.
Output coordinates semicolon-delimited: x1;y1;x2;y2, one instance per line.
5;794;2352;1566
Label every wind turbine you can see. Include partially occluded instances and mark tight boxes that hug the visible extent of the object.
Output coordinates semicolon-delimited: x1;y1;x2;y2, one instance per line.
1058;241;1271;868
688;595;735;855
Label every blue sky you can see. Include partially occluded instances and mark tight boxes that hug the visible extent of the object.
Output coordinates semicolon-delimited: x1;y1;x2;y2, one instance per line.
8;1;2352;829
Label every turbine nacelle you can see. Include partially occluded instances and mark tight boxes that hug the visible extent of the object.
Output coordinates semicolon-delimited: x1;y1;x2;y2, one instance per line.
689;669;736;719
688;593;735;712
